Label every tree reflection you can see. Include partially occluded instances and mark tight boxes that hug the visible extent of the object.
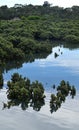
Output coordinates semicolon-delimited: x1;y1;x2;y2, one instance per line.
3;73;45;111
3;73;76;113
0;51;51;74
50;80;76;113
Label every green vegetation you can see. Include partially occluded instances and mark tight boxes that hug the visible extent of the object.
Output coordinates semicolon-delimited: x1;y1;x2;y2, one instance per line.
50;80;76;113
0;2;78;112
3;73;76;113
4;73;45;111
0;3;79;20
0;18;52;66
0;3;79;67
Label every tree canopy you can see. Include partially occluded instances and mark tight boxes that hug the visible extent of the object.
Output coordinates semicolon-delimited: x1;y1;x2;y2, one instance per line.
0;3;79;67
2;73;76;113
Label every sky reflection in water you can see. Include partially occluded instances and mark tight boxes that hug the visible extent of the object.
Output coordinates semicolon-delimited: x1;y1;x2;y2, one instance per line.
3;46;79;91
2;46;79;130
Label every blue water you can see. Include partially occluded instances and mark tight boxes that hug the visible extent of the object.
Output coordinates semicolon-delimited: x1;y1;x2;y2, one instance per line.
3;46;79;91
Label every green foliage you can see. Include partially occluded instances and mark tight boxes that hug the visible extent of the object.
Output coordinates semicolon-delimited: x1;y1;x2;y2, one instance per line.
30;81;45;111
50;80;76;113
0;5;79;65
27;15;40;20
6;73;45;111
4;74;76;113
11;73;22;83
18;38;36;53
0;5;78;110
63;35;79;44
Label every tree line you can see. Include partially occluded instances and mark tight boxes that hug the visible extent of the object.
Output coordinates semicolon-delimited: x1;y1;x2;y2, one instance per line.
0;2;79;20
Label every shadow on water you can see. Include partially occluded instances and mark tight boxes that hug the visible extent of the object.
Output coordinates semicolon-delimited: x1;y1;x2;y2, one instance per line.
1;41;79;73
0;52;51;74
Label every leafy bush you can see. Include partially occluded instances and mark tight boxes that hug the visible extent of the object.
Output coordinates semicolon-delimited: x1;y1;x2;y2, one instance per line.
50;80;76;113
6;73;45;111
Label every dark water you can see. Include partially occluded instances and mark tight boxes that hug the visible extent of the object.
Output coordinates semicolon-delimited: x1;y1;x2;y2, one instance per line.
3;45;79;91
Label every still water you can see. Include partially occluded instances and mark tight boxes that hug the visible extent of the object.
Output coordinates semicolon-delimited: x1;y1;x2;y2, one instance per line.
0;45;79;130
3;45;79;91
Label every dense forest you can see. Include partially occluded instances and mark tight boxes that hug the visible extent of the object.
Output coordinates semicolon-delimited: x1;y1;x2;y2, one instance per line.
0;1;79;65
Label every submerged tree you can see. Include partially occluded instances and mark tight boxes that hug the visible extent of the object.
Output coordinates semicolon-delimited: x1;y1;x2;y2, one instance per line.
3;74;76;113
4;73;45;111
30;81;45;111
70;86;76;98
50;80;76;113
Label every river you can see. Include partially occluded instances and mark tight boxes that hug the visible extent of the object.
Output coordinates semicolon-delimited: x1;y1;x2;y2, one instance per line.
3;45;79;90
0;45;79;130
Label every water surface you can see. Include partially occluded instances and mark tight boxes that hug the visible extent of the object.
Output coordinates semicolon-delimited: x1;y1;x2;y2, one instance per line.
1;45;79;130
3;46;79;91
